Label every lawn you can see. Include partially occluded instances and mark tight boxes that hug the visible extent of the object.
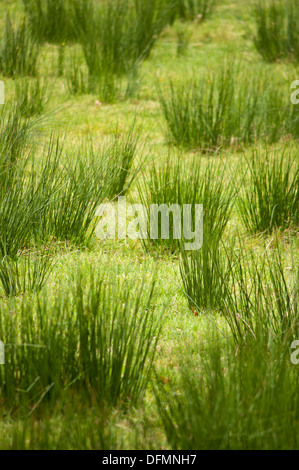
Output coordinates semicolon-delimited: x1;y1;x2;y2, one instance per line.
0;0;298;450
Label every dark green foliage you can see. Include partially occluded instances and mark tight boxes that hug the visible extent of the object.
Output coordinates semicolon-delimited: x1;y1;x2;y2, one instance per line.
180;242;231;313
75;0;172;101
15;78;49;117
23;0;80;44
156;337;299;449
0;14;40;77
252;0;299;62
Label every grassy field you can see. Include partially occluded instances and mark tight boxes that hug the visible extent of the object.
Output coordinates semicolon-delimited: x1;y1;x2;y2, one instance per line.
0;0;298;450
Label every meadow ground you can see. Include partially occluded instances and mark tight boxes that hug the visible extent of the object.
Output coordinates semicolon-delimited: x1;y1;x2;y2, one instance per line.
0;0;298;450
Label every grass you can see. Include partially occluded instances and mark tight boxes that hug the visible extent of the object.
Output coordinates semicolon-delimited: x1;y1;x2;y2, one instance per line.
252;0;299;62
0;116;141;254
179;241;231;313
0;270;159;412
173;0;216;21
180;235;298;342
22;0;80;44
239;147;299;234
76;0;173;102
0;105;37;185
155;336;299;450
0;0;298;451
65;51;89;96
221;241;298;344
15;78;49;117
0;14;40;78
158;62;299;150
36;128;140;245
0;251;54;298
138;156;234;253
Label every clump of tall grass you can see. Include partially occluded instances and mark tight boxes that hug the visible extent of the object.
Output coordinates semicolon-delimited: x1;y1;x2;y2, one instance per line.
239;148;299;234
158;240;299;448
180;242;231;313
171;0;216;22
76;0;171;101
65;52;89;96
0;107;49;258
1;119;140;256
104;125;142;199
15;78;49;117
175;22;192;56
252;0;299;62
0;252;53;298
0;154;52;259
0;14;40;78
180;228;298;342
65;48;141;103
22;0;81;44
155;336;299;450
0;273;159;412
138;156;234;253
158;63;299;150
0;106;37;187
221;243;298;345
36;129;140;245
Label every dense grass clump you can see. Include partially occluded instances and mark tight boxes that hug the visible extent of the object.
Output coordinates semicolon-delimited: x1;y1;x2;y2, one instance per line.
36;129;140;245
221;243;298;344
65;52;89;96
15;78;48;117
0;111;140;256
0;273;159;412
180;242;231;313
158;63;299;150
252;0;299;62
22;0;81;44
156;337;299;450
0;106;48;259
172;0;216;22
0;252;53;298
138;156;234;253
180;233;298;342
239;148;299;234
158;240;298;448
76;0;172;101
0;106;37;186
0;15;40;78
